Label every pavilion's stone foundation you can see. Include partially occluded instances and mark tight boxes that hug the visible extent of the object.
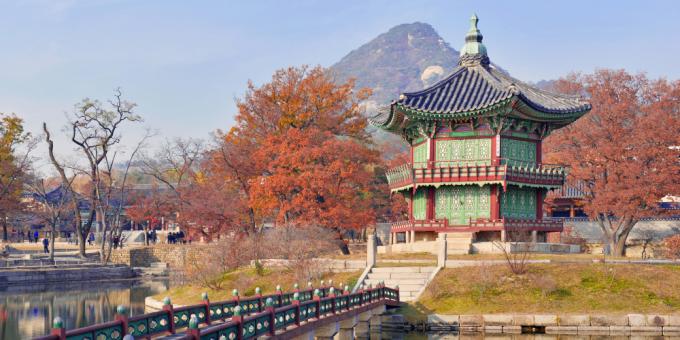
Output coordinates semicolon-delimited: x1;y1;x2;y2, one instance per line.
427;313;680;335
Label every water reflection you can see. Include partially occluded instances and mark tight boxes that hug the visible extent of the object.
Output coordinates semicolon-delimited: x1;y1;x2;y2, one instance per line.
0;278;170;339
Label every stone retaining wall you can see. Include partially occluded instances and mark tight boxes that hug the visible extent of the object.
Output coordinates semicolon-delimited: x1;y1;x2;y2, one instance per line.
428;313;680;336
110;245;196;267
257;259;366;272
0;265;133;286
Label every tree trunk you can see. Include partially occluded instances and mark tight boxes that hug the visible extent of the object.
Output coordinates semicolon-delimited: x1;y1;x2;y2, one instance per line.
2;218;7;242
79;231;86;257
49;223;56;261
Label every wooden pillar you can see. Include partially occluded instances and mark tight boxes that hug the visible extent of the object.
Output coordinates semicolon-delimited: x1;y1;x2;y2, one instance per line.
569;205;575;218
427;187;435;220
490;185;500;220
410;230;416;243
408;189;414;220
536;139;542;165
536;190;543;220
491;134;500;166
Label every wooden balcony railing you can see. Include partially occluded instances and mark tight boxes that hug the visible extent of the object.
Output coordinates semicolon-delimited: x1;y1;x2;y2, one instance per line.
385;159;566;191
390;219;449;232
469;218;563;231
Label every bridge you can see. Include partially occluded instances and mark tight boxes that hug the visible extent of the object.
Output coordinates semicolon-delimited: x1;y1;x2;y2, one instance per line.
34;284;400;340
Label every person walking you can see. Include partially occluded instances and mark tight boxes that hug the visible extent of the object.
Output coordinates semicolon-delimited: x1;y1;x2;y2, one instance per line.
42;238;49;254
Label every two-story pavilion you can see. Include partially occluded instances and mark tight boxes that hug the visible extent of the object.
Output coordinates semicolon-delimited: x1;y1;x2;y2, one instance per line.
371;15;591;244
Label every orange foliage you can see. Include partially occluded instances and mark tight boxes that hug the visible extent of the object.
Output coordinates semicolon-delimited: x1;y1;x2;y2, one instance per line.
544;69;680;255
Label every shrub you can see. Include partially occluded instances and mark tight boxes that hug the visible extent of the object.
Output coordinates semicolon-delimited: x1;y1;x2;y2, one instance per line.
663;234;680;259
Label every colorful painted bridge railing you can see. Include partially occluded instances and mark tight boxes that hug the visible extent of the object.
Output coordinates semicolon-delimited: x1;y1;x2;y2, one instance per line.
173;285;399;340
386;159;566;192
33;282;366;340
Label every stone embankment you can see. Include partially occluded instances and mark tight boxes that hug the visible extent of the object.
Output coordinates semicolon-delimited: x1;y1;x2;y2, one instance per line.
0;264;134;286
427;313;680;336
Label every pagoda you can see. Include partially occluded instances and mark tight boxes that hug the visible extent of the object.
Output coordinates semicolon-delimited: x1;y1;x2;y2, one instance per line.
371;15;591;246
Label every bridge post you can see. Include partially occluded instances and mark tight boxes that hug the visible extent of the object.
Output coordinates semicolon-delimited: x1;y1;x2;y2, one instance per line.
265;298;276;336
187;314;200;340
114;305;129;337
162;297;175;334
335;315;358;340
276;285;283;306
292;292;301;326
231;306;244;340
355;308;373;337
369;305;386;332
50;317;66;340
367;232;376;267
313;289;321;319
201;292;211;325
329;288;336;314
255;287;263;312
437;233;447;268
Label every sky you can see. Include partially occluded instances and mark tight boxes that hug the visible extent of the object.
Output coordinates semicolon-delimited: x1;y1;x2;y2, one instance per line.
1;0;679;164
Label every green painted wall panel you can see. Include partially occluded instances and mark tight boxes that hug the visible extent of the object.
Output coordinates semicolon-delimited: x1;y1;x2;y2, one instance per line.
500;186;537;219
413;143;428;168
500;138;536;165
413;188;427;220
435;185;490;225
435;139;491;166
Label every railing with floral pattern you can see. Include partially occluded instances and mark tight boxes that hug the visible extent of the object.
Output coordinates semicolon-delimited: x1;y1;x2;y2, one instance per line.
469;217;563;231
187;285;399;340
386;159;566;190
33;283;344;340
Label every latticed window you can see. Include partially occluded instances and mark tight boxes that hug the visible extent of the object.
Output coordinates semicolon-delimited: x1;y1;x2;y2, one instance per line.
434;185;490;225
500;186;536;219
412;188;427;220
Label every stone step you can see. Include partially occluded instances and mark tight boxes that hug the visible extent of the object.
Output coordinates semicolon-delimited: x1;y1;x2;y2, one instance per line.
381;284;422;292
366;271;431;280
448;249;470;255
389;272;431;279
150;262;169;268
364;278;427;285
371;266;435;273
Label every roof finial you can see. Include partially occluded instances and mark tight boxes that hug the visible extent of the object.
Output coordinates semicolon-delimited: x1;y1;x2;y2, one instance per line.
459;13;489;67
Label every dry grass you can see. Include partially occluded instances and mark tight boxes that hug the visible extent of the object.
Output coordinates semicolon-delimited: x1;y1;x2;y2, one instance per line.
417;263;680;315
155;267;362;305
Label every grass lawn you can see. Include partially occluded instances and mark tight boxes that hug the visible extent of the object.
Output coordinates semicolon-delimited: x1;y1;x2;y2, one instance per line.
409;263;680;320
155;267;362;305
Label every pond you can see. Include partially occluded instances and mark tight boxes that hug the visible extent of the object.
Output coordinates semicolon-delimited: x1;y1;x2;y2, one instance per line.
0;278;171;339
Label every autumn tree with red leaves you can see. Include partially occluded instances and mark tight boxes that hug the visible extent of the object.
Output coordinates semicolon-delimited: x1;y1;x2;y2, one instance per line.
544;70;680;256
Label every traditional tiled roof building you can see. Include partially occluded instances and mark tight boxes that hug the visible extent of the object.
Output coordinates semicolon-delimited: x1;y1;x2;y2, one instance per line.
372;15;591;245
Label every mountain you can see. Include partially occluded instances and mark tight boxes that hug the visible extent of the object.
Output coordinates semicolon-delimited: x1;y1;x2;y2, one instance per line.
331;22;460;109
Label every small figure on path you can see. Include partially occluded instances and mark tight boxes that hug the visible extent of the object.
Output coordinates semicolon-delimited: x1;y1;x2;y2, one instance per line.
42;238;49;254
33;231;39;243
88;233;95;246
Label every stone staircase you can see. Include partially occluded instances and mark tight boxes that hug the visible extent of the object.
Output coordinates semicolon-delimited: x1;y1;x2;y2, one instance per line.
362;266;436;302
444;232;473;255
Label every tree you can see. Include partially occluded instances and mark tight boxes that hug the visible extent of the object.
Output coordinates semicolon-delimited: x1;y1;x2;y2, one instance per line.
216;66;381;243
250;128;378;231
43;89;142;257
30;178;74;260
126;188;173;245
544;70;680;256
0;113;33;242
